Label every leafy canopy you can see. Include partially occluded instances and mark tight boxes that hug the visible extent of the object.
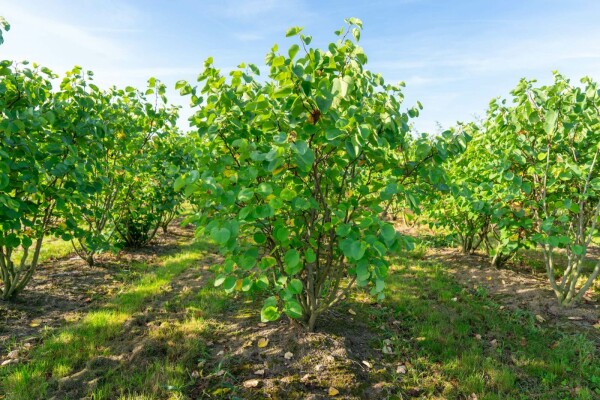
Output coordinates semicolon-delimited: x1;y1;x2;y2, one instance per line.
179;19;465;330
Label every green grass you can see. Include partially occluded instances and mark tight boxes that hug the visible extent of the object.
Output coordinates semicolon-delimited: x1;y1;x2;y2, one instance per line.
515;248;600;297
10;236;74;268
518;248;599;275
2;240;599;399
0;240;222;400
351;255;600;399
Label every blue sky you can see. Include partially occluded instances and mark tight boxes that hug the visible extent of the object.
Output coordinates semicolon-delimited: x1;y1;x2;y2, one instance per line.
1;0;599;133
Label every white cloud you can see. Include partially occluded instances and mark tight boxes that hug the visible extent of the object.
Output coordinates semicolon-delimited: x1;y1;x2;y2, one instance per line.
0;1;131;71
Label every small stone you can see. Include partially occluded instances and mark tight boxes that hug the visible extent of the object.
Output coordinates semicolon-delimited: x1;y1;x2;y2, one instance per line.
396;365;407;374
362;360;372;369
243;379;260;388
284;351;294;360
490;339;498;348
254;369;265;376
535;314;545;323
382;339;393;354
474;334;482;340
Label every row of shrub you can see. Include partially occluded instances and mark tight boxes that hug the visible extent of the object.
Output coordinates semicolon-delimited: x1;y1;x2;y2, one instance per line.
426;74;600;305
2;16;599;329
0;20;196;299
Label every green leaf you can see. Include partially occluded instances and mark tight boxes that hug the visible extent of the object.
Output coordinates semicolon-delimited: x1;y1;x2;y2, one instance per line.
261;296;281;322
238;188;255;202
544;110;558;134
280;188;297;201
214;275;227;287
346;17;363;28
356;263;370;281
258;183;273;195
349;240;367;260
288;44;300;59
285;26;303;37
254;232;267;244
305;248;316;263
174;176;186;192
381;224;396;242
273;86;293;99
284;249;301;275
222;276;237;293
211;227;231;244
336;224;352;237
275;226;289;242
572;245;585;256
239;255;256;270
288;279;303;294
21;236;33;249
284;298;303;319
326;128;344;141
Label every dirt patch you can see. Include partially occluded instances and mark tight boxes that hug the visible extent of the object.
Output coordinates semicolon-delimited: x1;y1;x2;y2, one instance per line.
0;223;194;356
47;257;215;400
427;247;600;336
190;302;398;400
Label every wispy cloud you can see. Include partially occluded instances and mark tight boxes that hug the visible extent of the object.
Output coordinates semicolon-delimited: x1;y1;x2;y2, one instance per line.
2;0;600;135
0;1;132;66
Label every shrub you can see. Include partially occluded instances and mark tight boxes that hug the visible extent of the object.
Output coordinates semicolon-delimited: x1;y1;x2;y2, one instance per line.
178;19;466;330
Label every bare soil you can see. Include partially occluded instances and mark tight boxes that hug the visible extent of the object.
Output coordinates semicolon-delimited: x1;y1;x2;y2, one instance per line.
4;219;600;398
392;222;600;337
50;251;218;399
191;306;393;399
0;224;194;355
425;246;600;339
